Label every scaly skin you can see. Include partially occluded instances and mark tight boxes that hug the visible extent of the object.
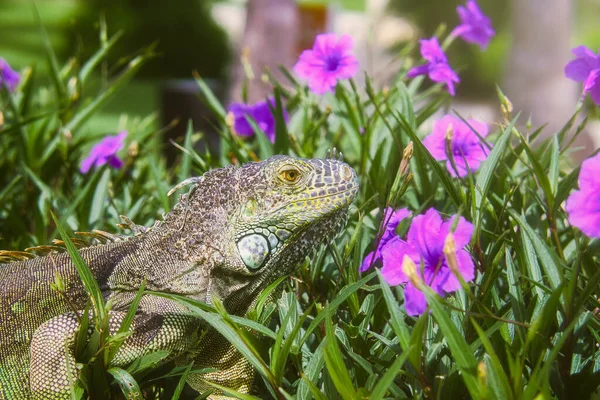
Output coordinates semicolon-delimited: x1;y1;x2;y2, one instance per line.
0;154;359;399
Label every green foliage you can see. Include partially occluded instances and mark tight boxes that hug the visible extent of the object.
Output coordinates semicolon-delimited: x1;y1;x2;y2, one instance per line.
68;0;230;79
2;18;600;400
388;0;509;96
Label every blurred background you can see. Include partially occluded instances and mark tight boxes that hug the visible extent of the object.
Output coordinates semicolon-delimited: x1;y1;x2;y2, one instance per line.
1;0;599;159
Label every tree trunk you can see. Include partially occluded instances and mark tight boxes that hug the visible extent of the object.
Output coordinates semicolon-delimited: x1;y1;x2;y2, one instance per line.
505;0;580;142
228;0;299;104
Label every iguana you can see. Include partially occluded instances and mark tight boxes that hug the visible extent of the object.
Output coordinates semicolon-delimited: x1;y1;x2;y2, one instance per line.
0;154;359;399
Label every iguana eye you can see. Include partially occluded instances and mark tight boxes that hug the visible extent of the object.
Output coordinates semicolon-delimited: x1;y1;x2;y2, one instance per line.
281;169;301;183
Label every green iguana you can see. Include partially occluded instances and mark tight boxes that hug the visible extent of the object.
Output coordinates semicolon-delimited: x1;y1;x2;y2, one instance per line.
0;154;359;399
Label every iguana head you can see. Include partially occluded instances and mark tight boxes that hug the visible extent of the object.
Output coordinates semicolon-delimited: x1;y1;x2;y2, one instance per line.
231;154;359;275
163;154;358;309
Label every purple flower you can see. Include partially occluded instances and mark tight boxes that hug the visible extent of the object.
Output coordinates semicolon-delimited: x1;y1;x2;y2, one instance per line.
564;46;600;105
80;131;127;174
0;58;20;92
381;209;475;316
294;33;359;94
228;98;287;143
451;0;495;50
360;208;411;272
423;115;490;178
407;37;460;96
565;153;600;238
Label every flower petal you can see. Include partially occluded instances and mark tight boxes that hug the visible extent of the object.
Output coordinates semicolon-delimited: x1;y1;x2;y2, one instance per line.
423;130;447;160
565;46;600;82
337;34;355;53
381;207;411;242
566;189;600;238
429;64;460;96
406;209;444;263
452;0;495;49
584;69;600;106
440;216;474;249
381;238;412;285
420;37;446;63
0;58;20;92
403;283;428;316
406;64;429;78
360;250;378;272
294;33;359;94
455;250;476;283
80;154;96;174
228;103;255;136
107;156;124;169
578;152;600;189
466;119;489;137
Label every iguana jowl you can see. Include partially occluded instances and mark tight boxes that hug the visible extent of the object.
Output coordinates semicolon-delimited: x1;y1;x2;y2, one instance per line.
0;154;359;399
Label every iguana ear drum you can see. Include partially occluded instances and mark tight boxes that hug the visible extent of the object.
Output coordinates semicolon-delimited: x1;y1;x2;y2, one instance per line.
237;234;270;270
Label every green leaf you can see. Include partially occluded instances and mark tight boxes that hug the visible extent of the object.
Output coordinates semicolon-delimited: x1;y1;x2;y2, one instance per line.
107;367;142;399
511;212;563;292
178;120;194;184
66;54;151;133
79;31;124;83
171;362;193;400
272;87;290;154
548;136;560;195
515;130;555;210
323;314;358;400
160;296;275;384
297;342;326;400
505;252;526;324
369;345;413;400
126;350;171;377
32;2;65;100
377;271;413;365
272;298;311;384
89;169;111;227
106;279;146;363
397;112;463;207
51;212;106;320
299;272;376;348
553;164;580;215
245;114;274;159
202;381;261;400
474;117;515;225
194;73;226;120
74;301;91;359
471;319;513;400
422;286;482;399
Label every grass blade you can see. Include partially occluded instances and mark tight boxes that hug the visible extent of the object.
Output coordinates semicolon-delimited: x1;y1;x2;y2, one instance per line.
51;211;105;320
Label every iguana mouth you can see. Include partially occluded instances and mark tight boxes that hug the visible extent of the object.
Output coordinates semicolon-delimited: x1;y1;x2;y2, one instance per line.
268;184;359;214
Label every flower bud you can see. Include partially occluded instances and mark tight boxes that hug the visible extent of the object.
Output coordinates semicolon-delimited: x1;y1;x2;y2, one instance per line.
477;361;487;387
445;124;455;163
225;111;236;133
62;129;73;142
500;95;513;120
128;141;139;157
443;232;461;280
402;255;423;290
399;142;413;176
445;124;454;141
67;77;79;102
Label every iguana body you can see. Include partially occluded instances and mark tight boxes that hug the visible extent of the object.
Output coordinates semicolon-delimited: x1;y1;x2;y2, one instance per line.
0;155;358;399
